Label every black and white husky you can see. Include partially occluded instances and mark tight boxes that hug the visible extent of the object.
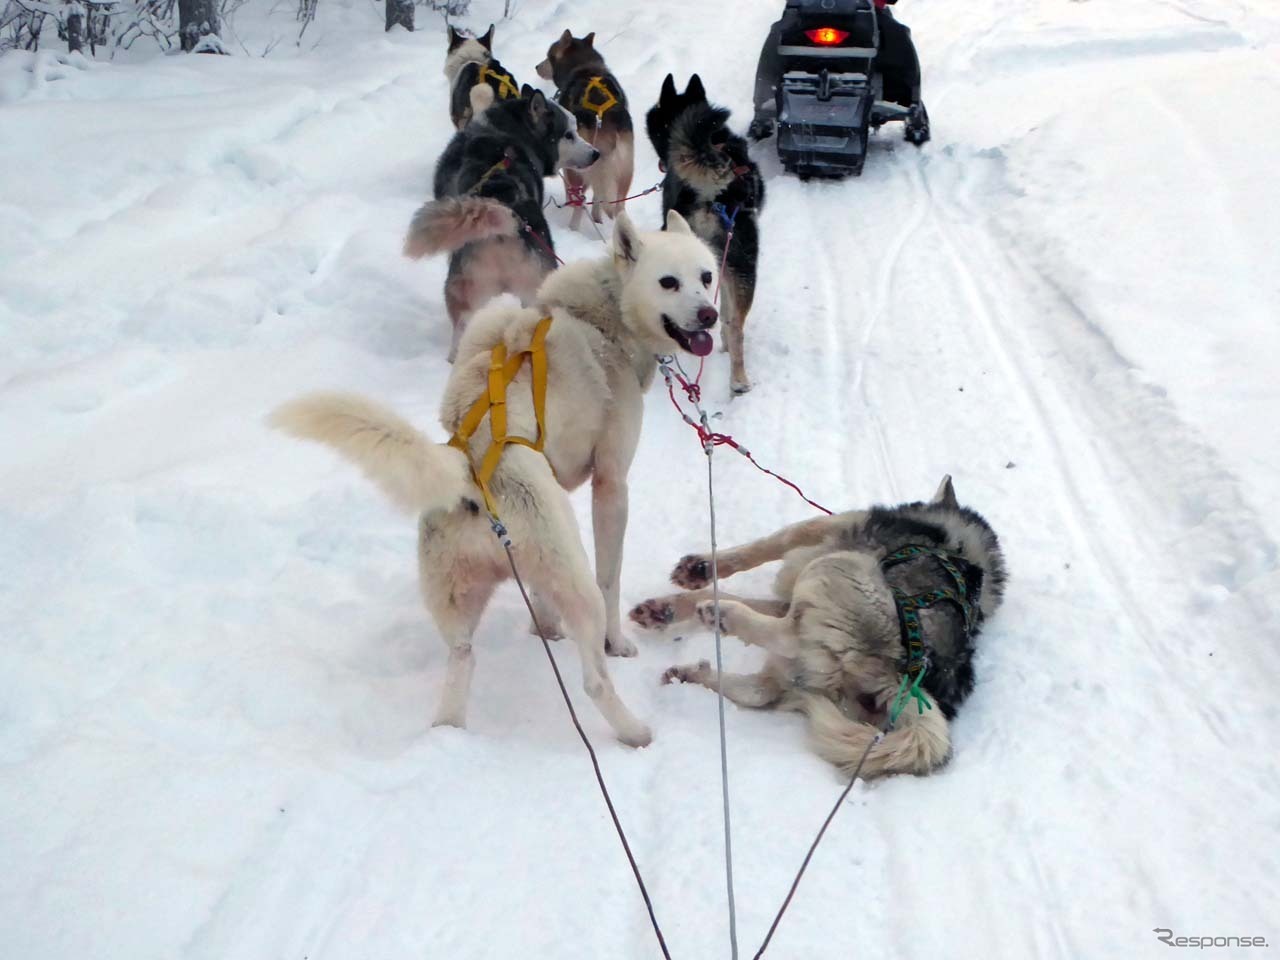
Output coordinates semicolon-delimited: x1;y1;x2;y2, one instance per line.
404;87;598;361
646;74;765;395
443;23;521;130
632;477;1007;778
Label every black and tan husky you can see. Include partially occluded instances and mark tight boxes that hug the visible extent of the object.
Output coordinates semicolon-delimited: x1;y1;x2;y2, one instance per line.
646;74;765;395
537;30;635;231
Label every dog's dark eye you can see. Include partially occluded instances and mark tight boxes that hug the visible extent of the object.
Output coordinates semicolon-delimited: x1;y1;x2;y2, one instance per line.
564;131;574;141
659;276;680;291
701;271;713;287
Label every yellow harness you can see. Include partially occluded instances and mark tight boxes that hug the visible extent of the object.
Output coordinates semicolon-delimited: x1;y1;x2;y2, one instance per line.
447;317;553;517
477;64;519;101
580;75;619;123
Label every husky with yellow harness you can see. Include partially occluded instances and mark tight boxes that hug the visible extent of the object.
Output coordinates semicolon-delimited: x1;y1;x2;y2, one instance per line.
537;29;635;231
444;23;521;130
272;211;719;748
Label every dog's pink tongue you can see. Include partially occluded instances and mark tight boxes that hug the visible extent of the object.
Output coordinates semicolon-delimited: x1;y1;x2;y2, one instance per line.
688;331;714;357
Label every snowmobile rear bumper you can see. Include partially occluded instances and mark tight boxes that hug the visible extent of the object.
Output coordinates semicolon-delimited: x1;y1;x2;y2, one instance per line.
776;72;871;177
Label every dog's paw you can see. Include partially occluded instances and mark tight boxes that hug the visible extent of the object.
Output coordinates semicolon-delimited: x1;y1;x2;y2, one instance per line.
605;635;638;658
695;599;732;634
619;722;653;748
629;598;675;629
671;554;712;589
662;660;712;685
730;377;752;396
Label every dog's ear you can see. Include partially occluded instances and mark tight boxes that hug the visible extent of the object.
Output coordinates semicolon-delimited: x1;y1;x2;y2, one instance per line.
659;74;677;106
931;474;958;509
612;212;643;273
520;82;536;98
527;88;550;124
664;209;694;236
559;28;572;44
479;23;494;50
583;31;595;47
447;25;463;51
685;74;706;102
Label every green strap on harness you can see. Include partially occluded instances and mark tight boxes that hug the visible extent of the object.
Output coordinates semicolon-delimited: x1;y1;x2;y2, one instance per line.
881;544;980;723
889;666;933;726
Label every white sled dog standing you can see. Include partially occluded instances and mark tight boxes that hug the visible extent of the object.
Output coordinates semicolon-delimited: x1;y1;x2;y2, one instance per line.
273;211;720;746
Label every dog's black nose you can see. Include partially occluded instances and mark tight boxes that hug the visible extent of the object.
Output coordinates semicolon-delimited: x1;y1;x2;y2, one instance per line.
589;149;601;163
697;306;718;329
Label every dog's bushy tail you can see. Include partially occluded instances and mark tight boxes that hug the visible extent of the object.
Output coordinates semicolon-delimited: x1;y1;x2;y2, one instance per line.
796;691;951;779
403;197;518;259
270;392;472;516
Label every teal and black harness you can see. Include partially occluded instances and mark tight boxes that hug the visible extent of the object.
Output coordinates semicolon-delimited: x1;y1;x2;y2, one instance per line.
881;544;981;721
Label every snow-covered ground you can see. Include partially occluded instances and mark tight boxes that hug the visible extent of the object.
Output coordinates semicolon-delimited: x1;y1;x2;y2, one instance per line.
3;0;1279;957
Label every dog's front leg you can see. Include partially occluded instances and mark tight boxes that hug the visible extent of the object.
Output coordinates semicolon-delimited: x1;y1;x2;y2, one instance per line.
593;468;633;657
696;599;799;657
592;380;642;657
631;590;787;629
670;513;853;588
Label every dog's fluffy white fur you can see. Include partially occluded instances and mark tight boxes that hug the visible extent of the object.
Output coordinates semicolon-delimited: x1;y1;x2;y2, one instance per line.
273;211;720;746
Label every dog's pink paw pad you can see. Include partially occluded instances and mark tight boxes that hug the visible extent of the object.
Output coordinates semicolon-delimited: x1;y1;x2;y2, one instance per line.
695;601;728;633
671;555;712;589
629;599;674;629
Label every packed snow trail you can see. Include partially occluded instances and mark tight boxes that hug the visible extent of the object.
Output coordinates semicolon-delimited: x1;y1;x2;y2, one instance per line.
2;0;1278;958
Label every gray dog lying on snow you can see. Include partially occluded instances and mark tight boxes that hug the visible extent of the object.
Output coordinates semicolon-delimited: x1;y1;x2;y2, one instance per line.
631;476;1006;778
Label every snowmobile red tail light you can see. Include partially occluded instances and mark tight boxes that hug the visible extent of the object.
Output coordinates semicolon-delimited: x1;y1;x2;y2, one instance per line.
805;27;850;46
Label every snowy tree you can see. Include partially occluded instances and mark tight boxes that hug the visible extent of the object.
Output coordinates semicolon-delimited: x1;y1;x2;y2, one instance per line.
177;0;220;50
1;0;50;51
385;0;411;32
62;0;83;50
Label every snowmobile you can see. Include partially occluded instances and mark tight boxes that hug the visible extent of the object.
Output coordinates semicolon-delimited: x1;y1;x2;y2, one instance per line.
766;0;928;177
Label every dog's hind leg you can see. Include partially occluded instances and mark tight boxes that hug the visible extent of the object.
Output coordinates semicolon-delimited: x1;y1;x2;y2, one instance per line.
509;456;651;746
661;661;784;708
669;513;849;587
600;131;633;222
420;551;498;730
532;565;652;747
528;588;565;641
630;590;786;630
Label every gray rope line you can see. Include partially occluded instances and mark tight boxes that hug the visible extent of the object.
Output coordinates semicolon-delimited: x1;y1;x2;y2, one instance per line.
705;432;740;960
668;353;739;959
489;519;673;960
752;721;892;958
